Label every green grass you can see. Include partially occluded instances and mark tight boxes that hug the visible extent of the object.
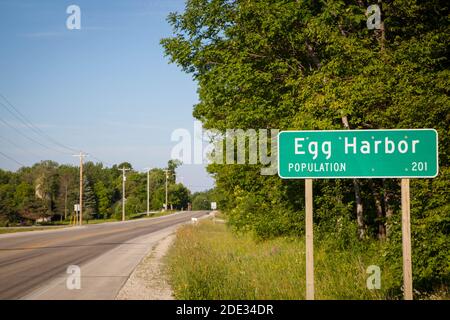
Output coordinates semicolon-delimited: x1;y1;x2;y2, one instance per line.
37;210;179;225
0;210;181;232
129;210;178;220
36;218;119;226
85;210;178;222
0;226;67;234
84;218;118;224
165;220;397;300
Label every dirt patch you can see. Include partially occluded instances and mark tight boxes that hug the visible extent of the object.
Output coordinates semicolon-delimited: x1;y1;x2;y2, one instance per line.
116;234;175;300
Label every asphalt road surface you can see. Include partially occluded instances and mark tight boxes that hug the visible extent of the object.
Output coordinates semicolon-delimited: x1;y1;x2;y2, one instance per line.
0;211;208;299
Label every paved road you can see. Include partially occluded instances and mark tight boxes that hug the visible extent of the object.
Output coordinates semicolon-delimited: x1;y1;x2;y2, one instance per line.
0;211;207;299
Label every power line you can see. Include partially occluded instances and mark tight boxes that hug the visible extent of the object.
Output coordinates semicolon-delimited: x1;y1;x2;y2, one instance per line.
0;115;111;166
0;135;42;159
0;94;78;153
0;98;113;165
0;94;121;168
0;117;68;155
86;153;113;167
0;125;110;166
0;150;25;167
0;95;105;162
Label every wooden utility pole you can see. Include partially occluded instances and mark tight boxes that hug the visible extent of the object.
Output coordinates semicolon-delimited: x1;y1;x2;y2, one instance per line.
305;178;314;300
147;169;150;215
64;184;68;220
164;169;170;211
401;178;413;300
144;167;151;216
119;167;130;221
73;152;87;225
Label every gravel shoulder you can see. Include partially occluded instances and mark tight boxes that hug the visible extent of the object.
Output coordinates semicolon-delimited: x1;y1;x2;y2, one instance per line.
116;212;215;300
116;233;175;300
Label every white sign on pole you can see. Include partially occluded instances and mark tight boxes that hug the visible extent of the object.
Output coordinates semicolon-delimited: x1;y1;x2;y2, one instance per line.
74;204;80;212
211;202;217;210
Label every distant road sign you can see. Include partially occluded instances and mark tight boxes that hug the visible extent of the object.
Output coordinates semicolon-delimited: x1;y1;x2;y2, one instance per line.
211;202;217;210
74;204;80;212
278;129;438;179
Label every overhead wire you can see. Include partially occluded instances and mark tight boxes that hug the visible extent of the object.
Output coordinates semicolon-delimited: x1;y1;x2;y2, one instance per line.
0;150;25;167
0;94;113;167
0;117;68;155
0;94;78;153
0;134;42;159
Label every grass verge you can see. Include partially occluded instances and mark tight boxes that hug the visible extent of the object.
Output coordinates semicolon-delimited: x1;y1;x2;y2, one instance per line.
166;220;397;300
0;210;180;232
0;226;67;234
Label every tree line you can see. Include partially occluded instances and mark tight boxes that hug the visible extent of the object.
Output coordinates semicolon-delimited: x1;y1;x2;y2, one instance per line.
0;159;209;226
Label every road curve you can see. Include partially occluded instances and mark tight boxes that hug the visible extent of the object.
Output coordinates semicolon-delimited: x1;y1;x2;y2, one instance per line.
0;211;208;299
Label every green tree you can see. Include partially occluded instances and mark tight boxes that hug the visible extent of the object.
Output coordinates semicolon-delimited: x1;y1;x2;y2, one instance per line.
191;189;219;210
191;192;210;210
94;181;112;218
167;159;182;184
56;165;77;220
152;186;166;210
168;183;191;210
161;0;449;294
82;178;97;221
33;161;60;219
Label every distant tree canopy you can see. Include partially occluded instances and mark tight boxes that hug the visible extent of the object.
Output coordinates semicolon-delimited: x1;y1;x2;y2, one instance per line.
162;0;449;294
0;160;192;225
191;189;221;210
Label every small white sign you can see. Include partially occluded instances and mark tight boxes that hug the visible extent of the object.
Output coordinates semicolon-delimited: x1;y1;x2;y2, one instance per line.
211;202;217;210
74;204;80;212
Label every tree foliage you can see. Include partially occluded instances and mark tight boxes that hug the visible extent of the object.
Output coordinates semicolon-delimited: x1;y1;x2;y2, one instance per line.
161;0;449;295
0;160;190;224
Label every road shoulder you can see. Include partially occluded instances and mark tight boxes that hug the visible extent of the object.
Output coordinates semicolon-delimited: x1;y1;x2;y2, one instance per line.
116;234;175;300
22;226;178;300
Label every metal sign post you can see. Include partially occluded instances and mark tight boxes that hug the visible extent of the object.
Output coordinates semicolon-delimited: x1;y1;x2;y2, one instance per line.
74;204;80;226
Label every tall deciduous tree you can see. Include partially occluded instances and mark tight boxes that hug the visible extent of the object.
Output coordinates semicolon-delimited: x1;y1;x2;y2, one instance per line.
161;0;449;240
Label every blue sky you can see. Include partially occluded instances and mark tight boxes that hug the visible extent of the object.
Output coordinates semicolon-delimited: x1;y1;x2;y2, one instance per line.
0;0;214;191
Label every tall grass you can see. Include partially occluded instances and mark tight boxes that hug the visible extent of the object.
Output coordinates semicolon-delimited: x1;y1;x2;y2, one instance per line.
165;220;395;300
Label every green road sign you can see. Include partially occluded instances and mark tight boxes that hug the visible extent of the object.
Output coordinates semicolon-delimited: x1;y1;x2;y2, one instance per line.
278;129;438;179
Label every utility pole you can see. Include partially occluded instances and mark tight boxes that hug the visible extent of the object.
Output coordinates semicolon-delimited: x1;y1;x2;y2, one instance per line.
64;184;68;220
73;152;88;225
119;167;130;221
143;167;151;216
164;169;170;211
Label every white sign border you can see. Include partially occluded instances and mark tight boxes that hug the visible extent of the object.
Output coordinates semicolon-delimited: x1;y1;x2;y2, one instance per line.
277;128;439;179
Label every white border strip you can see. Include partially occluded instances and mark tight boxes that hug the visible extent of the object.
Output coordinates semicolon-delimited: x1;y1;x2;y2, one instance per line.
277;129;439;179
